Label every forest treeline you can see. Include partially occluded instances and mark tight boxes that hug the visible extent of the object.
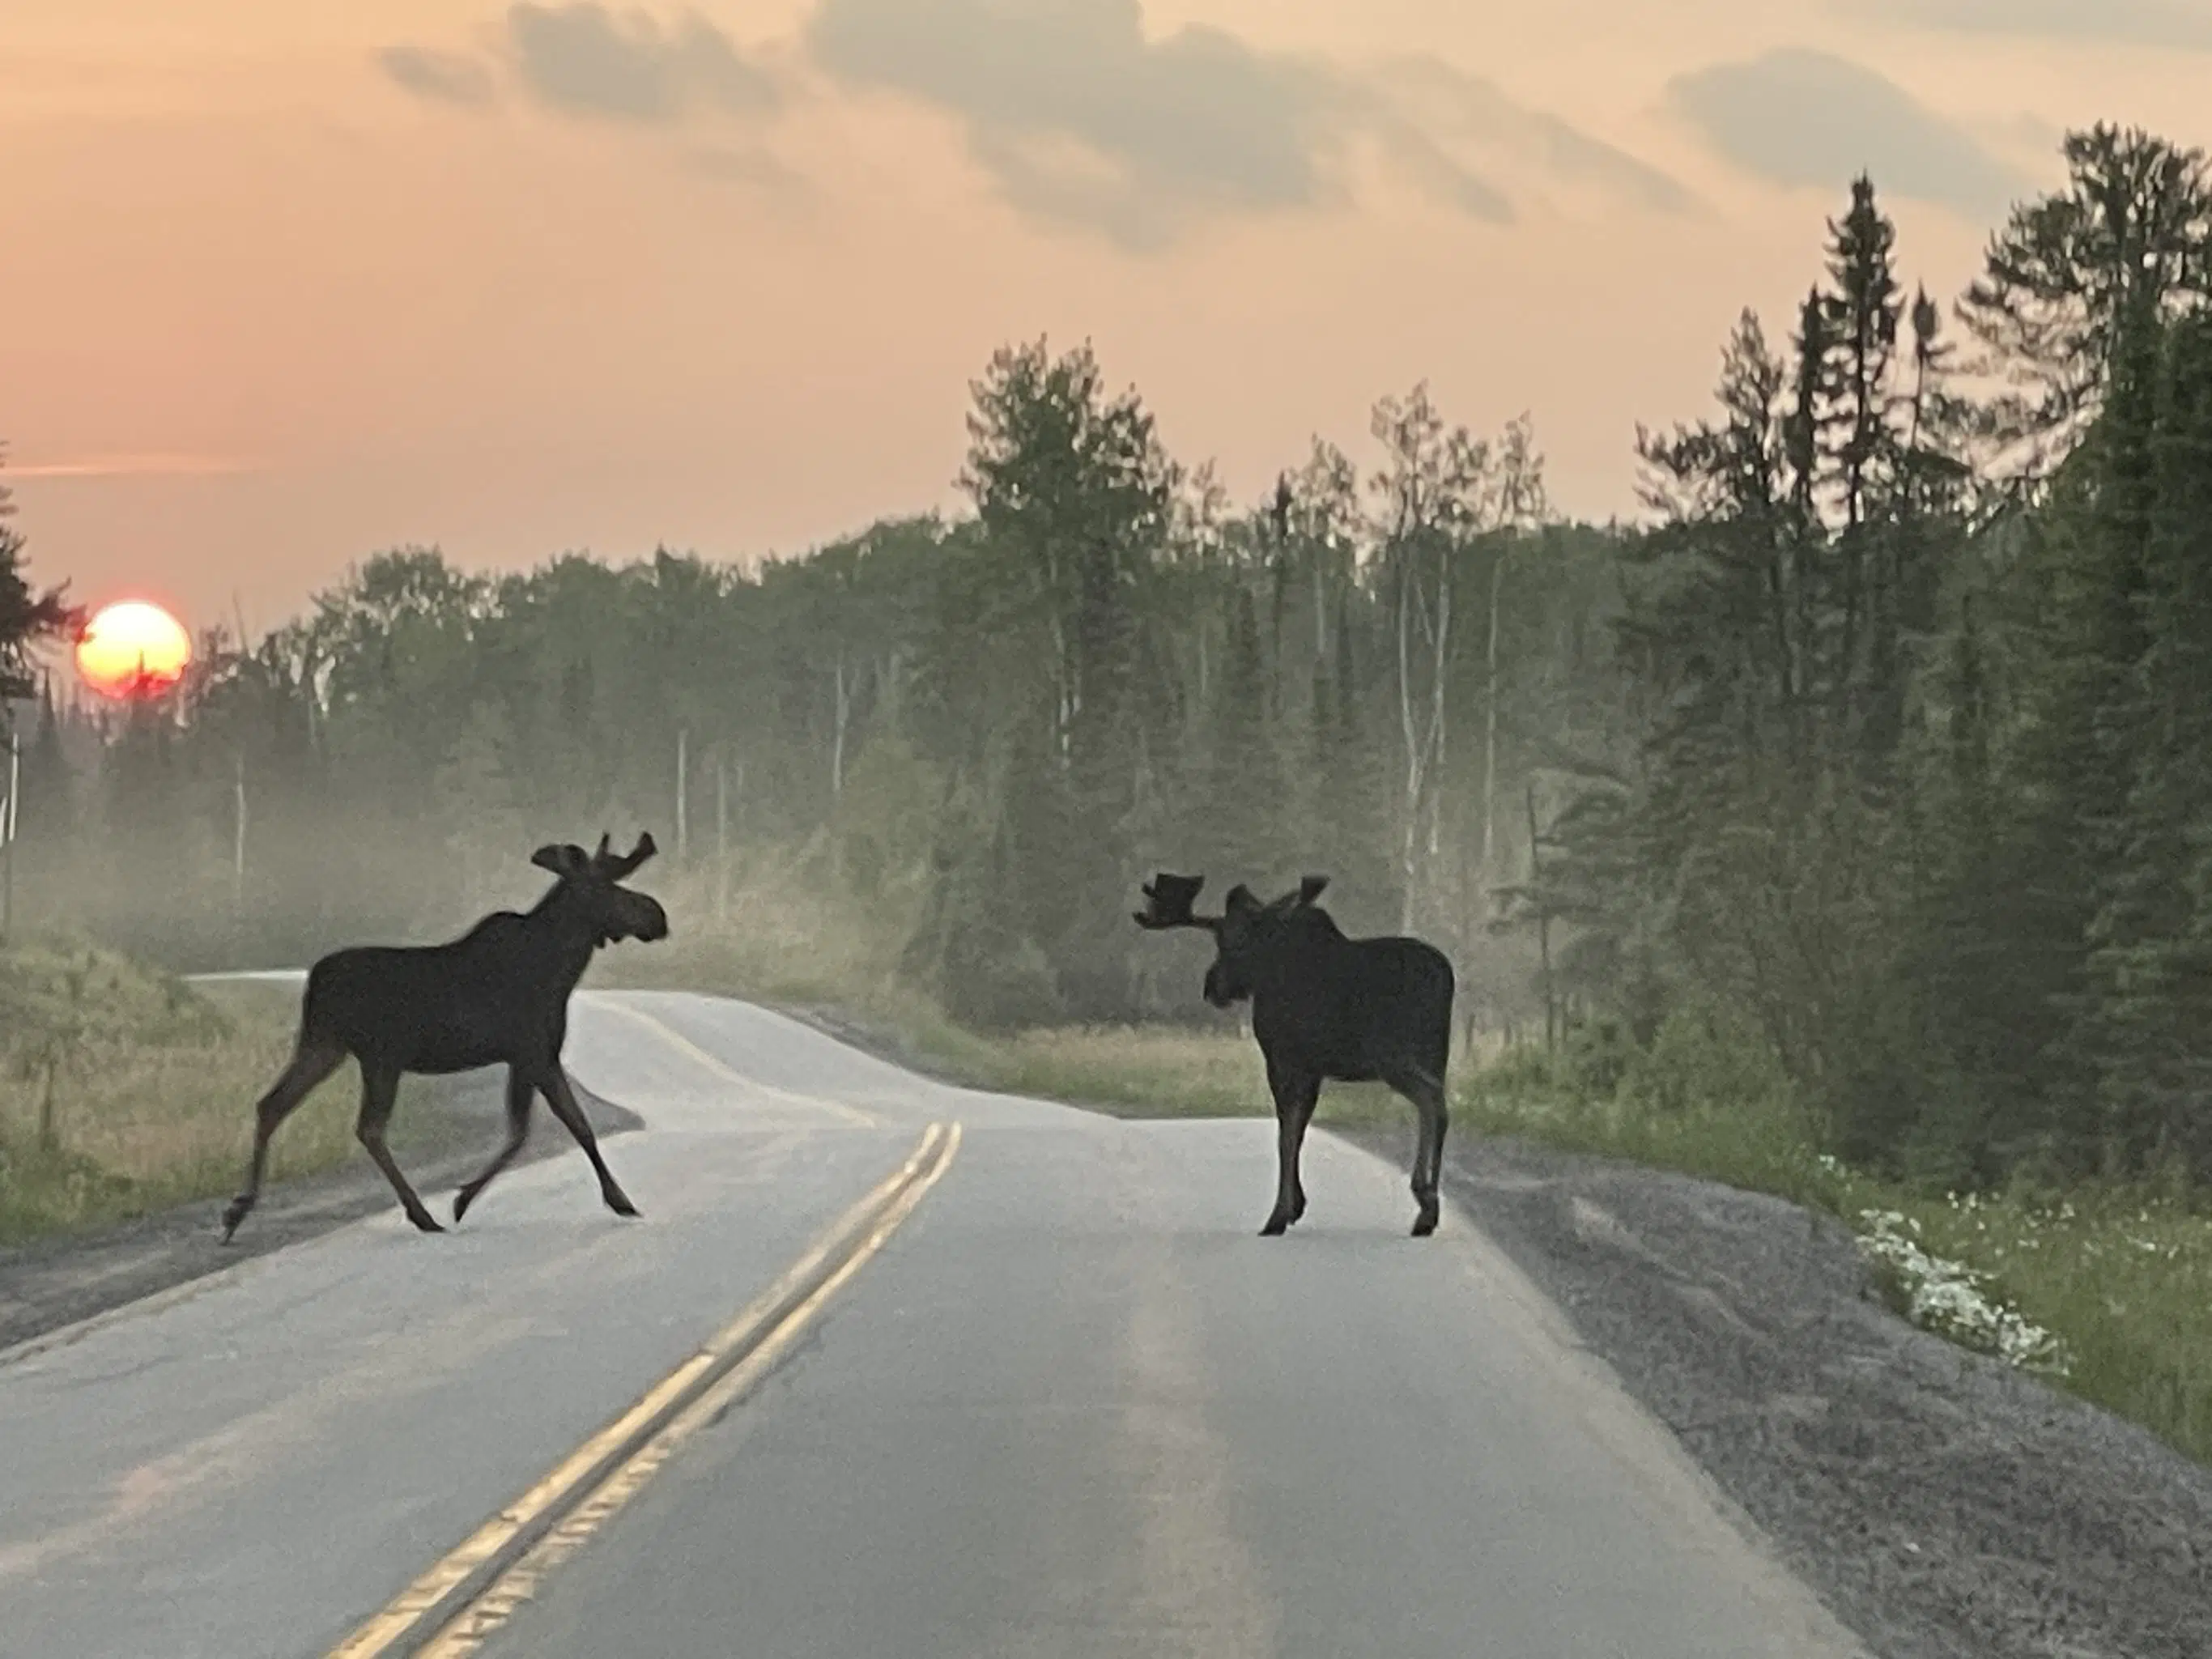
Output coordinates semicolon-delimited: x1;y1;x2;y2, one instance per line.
3;122;2210;1191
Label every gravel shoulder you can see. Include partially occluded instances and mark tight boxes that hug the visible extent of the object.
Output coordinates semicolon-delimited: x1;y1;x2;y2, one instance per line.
0;1071;640;1359
1341;1119;2212;1659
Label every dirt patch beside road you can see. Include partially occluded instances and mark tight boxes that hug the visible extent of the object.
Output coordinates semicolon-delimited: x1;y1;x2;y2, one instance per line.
0;1073;640;1359
1338;1121;2212;1659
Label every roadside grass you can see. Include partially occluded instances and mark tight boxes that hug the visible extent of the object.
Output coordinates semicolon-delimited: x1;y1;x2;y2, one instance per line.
0;940;432;1245
1453;1020;2212;1467
1900;1185;2212;1463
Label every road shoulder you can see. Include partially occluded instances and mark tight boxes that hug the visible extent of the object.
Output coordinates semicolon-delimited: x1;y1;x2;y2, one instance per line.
1338;1120;2212;1659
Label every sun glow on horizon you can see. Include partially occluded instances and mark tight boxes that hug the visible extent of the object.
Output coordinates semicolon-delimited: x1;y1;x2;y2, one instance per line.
74;600;193;700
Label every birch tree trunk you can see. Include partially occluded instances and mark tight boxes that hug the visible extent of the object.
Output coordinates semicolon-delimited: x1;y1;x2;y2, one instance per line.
1481;547;1508;883
831;655;851;800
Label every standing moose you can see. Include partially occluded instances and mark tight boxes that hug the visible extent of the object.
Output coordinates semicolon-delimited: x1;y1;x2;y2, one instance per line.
1134;872;1454;1237
220;832;670;1242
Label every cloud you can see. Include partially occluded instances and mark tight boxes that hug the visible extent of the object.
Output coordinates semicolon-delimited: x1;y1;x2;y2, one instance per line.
1373;57;1697;217
806;0;1337;246
504;3;780;124
376;46;500;109
683;143;807;198
5;454;266;480
803;0;1685;250
1668;49;2030;222
1853;1;2212;51
372;1;1687;246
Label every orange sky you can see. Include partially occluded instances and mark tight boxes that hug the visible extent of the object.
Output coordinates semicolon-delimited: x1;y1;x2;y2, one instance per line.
3;1;2209;636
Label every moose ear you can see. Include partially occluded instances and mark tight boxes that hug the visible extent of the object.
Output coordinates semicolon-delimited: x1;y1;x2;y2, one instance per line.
1224;883;1259;915
532;843;586;878
1298;874;1329;906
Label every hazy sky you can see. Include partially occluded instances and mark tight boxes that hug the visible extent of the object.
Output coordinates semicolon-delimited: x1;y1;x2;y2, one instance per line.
3;2;2208;636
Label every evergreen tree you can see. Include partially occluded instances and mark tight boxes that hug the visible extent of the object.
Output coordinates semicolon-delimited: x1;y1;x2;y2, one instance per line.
1818;177;1912;772
955;338;1176;1018
1958;125;2212;477
2082;314;2212;1173
0;447;79;704
1995;304;2167;1172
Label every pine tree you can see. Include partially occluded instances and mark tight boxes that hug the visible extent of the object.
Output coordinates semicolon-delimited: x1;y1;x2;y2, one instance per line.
957;338;1175;1018
2000;304;2167;1172
1819;177;1906;761
0;448;79;704
1958;125;2212;476
2082;314;2212;1173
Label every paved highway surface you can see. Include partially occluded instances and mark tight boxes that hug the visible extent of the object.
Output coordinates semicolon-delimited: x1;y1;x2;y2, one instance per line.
0;987;1865;1658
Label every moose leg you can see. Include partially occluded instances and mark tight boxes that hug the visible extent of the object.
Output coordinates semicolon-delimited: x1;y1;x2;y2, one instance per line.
356;1064;444;1233
1261;1066;1319;1237
1289;1083;1321;1224
220;1040;347;1242
541;1066;640;1219
453;1068;535;1224
1391;1067;1448;1238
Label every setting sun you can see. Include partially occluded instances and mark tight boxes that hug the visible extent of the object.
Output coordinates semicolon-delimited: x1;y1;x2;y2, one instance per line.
74;600;193;700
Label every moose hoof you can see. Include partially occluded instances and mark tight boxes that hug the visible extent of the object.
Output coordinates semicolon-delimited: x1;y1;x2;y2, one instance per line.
606;1193;640;1219
452;1189;479;1223
406;1211;446;1234
219;1199;249;1243
1411;1205;1439;1238
1259;1214;1291;1237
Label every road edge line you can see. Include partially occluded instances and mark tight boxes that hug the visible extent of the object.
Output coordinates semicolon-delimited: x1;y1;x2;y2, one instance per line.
327;1121;953;1659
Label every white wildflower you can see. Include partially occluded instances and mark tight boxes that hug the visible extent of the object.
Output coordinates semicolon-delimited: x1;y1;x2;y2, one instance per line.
1856;1210;2071;1378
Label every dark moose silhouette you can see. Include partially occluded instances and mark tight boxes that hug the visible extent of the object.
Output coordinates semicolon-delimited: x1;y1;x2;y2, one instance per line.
220;833;670;1242
1134;872;1454;1237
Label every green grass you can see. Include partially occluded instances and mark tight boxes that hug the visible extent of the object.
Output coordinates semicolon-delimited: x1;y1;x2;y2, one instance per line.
1451;1026;2212;1467
1902;1184;2212;1461
0;940;429;1244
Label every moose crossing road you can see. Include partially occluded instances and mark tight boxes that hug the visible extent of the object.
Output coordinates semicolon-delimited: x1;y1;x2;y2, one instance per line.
0;988;1865;1658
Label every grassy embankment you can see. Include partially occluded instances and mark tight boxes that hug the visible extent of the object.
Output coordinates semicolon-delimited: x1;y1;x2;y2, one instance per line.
608;865;2212;1468
0;940;442;1246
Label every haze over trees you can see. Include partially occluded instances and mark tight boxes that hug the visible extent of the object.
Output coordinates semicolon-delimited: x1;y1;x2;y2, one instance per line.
8;122;2211;1192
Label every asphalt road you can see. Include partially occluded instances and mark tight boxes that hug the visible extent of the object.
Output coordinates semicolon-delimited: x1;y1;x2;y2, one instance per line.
0;989;1866;1658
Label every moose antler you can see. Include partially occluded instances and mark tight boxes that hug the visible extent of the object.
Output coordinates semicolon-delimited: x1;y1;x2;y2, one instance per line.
1133;872;1218;931
601;832;657;879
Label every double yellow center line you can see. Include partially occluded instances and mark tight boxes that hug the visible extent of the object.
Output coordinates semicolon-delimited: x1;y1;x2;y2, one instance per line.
330;1120;963;1659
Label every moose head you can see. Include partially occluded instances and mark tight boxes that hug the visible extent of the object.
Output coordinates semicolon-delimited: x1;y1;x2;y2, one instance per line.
531;832;671;946
1133;871;1330;1008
